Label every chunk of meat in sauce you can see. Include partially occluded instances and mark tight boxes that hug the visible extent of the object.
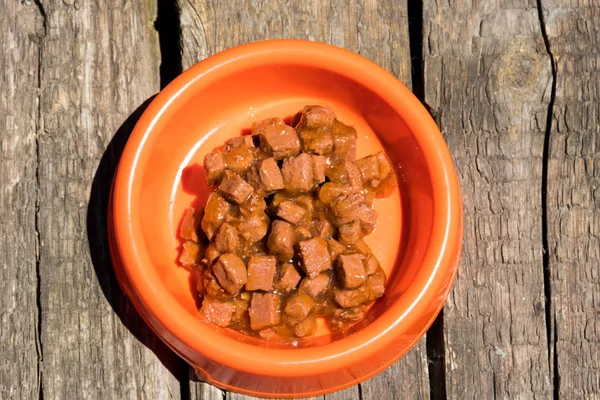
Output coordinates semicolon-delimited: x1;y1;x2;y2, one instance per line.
201;193;232;240
246;255;277;291
334;285;369;308
338;220;362;245
204;151;225;185
298;129;333;155
204;243;221;265
332;121;357;163
180;208;200;242
356;206;377;235
254;118;301;160
249;292;281;330
298;237;331;278
365;269;386;301
284;293;315;325
201;297;235;327
356;151;394;189
337;254;367;289
214;223;239;253
179;241;203;268
311;155;328;184
364;253;380;276
274;263;302;293
328;161;362;189
267;220;296;261
246;157;285;192
295;105;336;129
327;238;346;261
222;136;256;174
295;226;313;241
203;270;230;300
299;273;331;298
293;314;317;338
237;213;270;242
281;153;314;193
212;253;247;295
276;200;307;225
312;217;335;239
218;170;254;205
329;192;366;226
318;182;348;205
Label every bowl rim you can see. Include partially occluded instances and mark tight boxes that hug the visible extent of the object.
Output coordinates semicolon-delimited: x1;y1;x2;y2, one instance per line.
112;39;462;377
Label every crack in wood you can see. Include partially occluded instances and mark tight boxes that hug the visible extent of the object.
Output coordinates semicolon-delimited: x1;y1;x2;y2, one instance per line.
32;1;47;399
535;1;559;398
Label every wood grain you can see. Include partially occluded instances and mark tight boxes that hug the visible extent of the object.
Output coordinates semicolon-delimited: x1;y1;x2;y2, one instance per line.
423;0;553;398
542;1;600;397
0;1;43;398
178;1;428;399
36;1;182;398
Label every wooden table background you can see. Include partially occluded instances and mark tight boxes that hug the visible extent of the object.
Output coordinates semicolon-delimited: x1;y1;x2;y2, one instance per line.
1;0;598;399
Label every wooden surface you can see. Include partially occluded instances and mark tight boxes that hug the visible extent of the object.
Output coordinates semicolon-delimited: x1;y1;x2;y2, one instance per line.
1;0;598;399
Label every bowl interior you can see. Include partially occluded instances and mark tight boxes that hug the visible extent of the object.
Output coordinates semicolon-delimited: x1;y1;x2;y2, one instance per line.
128;63;433;347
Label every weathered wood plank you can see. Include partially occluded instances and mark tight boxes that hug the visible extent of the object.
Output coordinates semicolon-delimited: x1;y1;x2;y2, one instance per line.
423;0;553;398
542;1;600;397
0;1;43;398
37;1;182;399
179;1;428;399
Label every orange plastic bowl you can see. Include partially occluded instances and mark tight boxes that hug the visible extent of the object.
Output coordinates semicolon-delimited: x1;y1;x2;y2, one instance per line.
109;40;462;398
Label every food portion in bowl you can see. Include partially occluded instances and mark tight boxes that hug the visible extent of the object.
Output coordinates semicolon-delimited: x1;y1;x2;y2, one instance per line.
178;105;396;340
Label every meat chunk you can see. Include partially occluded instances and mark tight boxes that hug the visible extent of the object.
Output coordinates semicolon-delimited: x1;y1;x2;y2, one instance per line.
327;238;346;261
218;170;254;205
318;182;348;205
204;243;221;265
237;213;270;242
212;253;247;295
180;207;200;242
296;105;336;128
246;255;277;291
295;226;313;241
366;269;386;301
276;201;307;225
201;193;232;240
201;297;235;327
311;155;328;183
299;273;331;297
299;130;333;155
249;293;281;330
298;237;331;278
327;161;362;189
274;263;301;292
214;223;239;253
203;270;230;300
334;285;368;308
293;314;317;338
246;157;285;192
253;118;301;160
281;153;314;193
284;293;315;325
338;219;362;245
239;191;267;217
204;151;225;185
355;154;380;182
376;151;393;180
356;206;377;234
267;220;296;261
332;121;357;163
312;217;335;239
329;192;366;226
179;241;203;268
364;253;380;275
222;136;256;174
337;254;367;289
